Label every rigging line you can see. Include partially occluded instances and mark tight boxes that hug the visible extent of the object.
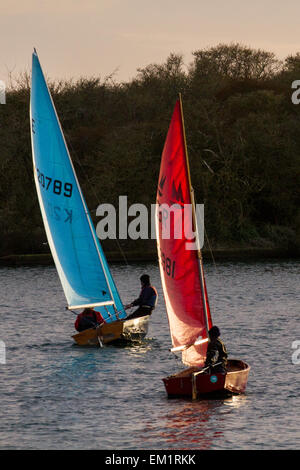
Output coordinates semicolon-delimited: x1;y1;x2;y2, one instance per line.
171;350;183;366
65;132;130;267
192;186;218;274
204;226;218;273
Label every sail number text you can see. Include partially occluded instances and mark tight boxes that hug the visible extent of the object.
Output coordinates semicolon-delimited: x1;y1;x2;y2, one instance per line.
36;169;73;198
160;250;175;278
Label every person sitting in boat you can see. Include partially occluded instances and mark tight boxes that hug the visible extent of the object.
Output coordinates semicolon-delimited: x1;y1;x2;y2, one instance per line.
125;274;158;320
75;307;106;332
204;326;228;373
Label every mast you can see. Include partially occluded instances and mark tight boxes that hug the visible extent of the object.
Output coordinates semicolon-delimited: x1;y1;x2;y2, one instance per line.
178;94;210;336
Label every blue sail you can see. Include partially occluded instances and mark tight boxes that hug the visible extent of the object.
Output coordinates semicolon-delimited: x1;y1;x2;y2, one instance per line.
30;50;126;320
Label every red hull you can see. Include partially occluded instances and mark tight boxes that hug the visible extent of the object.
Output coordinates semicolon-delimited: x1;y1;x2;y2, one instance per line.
163;359;250;398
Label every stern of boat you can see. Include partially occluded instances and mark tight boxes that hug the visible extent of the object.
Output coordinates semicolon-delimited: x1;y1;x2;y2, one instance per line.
72;327;99;346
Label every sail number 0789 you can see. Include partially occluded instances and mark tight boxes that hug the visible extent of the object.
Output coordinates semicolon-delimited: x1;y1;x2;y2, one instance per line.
36;168;73;198
161;251;175;278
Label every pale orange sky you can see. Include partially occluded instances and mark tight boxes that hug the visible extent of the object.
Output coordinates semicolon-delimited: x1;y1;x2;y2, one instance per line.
1;0;300;85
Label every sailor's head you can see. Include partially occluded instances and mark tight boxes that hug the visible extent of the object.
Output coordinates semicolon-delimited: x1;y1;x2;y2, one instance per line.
83;307;94;314
209;326;220;339
140;274;150;286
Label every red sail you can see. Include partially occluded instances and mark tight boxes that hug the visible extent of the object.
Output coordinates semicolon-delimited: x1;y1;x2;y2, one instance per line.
156;99;212;366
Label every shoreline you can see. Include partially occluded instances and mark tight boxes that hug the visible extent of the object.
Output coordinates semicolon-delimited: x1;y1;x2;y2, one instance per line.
0;247;299;266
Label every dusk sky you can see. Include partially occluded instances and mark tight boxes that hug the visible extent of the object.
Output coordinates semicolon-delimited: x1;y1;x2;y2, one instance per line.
1;0;300;85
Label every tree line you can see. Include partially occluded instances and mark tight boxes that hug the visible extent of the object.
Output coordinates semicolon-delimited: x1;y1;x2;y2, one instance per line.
0;43;299;258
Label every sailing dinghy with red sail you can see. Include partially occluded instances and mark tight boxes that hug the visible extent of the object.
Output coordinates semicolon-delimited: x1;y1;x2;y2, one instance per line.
156;96;250;398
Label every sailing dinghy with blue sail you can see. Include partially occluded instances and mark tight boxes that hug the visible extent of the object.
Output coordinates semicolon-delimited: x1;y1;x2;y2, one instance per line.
30;49;149;346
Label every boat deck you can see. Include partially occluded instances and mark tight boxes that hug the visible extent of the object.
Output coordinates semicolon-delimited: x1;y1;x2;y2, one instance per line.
167;359;248;379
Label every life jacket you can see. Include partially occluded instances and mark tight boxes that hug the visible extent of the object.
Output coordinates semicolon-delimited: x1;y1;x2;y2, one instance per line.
205;338;228;367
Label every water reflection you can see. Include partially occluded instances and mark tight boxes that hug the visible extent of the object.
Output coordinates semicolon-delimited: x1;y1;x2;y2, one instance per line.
141;393;250;450
141;400;224;449
125;342;154;357
224;394;249;409
111;338;156;357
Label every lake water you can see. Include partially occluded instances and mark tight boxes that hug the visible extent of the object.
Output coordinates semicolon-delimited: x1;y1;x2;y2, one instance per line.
0;259;299;450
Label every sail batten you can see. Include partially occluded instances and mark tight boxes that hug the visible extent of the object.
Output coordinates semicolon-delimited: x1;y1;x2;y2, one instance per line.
68;301;115;310
156;97;212;366
30;50;126;320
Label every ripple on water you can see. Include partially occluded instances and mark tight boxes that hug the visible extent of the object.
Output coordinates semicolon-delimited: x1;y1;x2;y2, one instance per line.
0;260;299;449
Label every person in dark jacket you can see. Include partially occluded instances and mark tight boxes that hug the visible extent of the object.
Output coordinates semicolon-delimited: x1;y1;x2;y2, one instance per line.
75;307;106;332
125;274;158;320
204;326;228;373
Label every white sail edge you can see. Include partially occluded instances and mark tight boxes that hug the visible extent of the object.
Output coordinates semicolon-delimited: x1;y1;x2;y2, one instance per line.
170;337;208;353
